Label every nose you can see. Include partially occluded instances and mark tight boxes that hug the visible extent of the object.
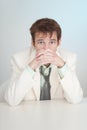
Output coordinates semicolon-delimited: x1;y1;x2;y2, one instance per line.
43;43;49;50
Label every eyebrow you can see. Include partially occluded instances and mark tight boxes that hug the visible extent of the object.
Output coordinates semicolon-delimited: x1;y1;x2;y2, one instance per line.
50;39;56;41
36;39;57;41
35;39;44;42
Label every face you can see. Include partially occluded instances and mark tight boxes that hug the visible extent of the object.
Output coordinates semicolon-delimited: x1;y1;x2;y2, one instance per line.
33;31;60;52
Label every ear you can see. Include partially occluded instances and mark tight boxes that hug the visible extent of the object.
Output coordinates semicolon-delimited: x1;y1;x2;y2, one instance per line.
59;39;61;45
57;38;61;46
31;39;35;47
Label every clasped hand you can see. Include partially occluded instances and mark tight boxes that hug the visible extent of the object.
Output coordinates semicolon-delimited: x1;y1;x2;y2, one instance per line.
29;49;64;70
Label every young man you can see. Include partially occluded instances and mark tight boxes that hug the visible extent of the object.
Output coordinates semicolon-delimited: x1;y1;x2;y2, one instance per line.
4;18;83;106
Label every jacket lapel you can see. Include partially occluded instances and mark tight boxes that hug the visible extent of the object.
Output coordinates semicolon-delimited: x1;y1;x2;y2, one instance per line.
50;65;60;99
33;68;40;100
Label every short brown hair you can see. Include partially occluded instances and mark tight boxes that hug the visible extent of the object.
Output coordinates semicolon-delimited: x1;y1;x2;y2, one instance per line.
30;18;62;43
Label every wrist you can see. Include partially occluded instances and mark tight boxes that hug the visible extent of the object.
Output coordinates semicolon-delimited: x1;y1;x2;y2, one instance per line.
58;63;68;79
28;63;36;71
57;61;65;68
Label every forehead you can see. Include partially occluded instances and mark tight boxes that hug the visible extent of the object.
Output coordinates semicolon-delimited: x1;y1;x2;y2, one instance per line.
35;31;57;39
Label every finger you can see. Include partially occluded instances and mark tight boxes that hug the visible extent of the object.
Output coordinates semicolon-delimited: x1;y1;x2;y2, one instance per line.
37;55;54;65
36;54;51;61
36;49;45;57
36;49;54;57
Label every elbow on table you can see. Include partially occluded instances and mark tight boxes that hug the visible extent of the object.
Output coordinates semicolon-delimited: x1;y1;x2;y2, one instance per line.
65;91;83;104
4;94;22;106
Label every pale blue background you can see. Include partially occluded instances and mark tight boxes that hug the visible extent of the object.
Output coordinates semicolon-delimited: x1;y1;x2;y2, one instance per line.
0;0;87;96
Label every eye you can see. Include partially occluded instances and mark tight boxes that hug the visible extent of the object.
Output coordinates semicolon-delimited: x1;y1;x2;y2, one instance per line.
50;40;56;44
38;41;44;44
36;40;45;45
50;41;54;44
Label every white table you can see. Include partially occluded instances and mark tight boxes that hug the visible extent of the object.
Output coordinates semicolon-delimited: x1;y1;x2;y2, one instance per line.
0;98;87;130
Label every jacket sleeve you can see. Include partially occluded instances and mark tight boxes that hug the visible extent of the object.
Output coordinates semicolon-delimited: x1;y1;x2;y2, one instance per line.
4;57;35;106
59;54;83;104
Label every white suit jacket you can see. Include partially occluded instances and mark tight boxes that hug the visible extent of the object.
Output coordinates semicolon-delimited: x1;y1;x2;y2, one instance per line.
3;46;83;106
